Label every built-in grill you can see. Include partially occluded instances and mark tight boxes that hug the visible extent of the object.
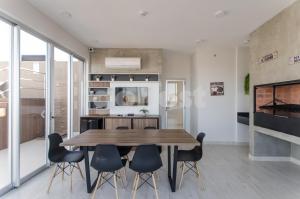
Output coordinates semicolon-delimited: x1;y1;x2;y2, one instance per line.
254;80;300;137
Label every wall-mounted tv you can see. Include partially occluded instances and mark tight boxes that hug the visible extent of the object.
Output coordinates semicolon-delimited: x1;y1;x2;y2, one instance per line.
115;87;148;106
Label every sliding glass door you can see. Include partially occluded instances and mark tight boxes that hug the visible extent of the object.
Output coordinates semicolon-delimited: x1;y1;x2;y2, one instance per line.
72;58;84;137
0;17;85;195
0;19;12;191
19;30;48;178
53;47;69;137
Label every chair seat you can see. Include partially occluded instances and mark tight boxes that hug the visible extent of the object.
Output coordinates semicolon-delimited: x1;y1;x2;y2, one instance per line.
63;151;84;163
177;149;201;162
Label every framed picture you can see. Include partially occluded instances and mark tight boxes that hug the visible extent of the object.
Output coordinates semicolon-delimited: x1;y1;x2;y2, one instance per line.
210;82;224;96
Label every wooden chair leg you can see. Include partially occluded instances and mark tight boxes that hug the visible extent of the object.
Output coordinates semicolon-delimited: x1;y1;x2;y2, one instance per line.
194;162;200;177
152;173;159;199
132;173;138;194
77;163;84;179
195;163;205;190
91;173;102;199
47;164;58;193
113;173;119;199
70;163;73;191
62;163;65;181
132;173;139;199
179;162;186;189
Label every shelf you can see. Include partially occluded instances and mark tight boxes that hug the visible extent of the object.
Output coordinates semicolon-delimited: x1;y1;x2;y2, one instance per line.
89;101;110;102
89;87;110;89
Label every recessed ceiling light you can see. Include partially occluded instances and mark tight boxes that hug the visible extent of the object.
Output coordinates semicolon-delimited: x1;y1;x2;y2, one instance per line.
214;10;228;18
60;11;72;19
196;39;206;44
139;10;149;17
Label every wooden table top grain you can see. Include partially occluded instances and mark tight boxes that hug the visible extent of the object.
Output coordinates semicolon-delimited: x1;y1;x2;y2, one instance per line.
61;129;198;147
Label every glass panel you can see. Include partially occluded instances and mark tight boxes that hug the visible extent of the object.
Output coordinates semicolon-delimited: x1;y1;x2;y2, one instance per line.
54;47;69;136
0;19;11;189
72;58;83;137
20;30;47;178
166;81;184;129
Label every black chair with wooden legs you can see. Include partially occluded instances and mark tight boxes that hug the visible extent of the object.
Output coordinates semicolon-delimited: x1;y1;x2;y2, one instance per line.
116;126;132;159
177;132;206;189
91;145;127;199
47;133;84;193
130;145;162;199
144;126;162;154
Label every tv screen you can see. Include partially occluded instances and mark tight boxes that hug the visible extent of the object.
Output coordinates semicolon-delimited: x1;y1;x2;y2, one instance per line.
115;87;148;106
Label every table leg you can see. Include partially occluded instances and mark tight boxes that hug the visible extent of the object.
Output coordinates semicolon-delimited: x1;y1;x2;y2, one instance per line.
83;146;92;193
168;145;178;192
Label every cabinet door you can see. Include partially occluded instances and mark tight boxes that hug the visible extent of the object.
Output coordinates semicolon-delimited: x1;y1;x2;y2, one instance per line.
133;119;158;129
80;118;101;133
105;118;131;129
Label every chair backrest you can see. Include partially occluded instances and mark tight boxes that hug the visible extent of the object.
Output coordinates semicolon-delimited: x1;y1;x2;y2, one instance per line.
48;133;67;162
91;144;124;172
197;132;206;145
116;126;129;130
144;126;157;129
130;144;162;173
193;132;206;161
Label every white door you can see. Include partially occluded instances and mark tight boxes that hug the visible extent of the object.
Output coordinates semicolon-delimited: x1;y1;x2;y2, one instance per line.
165;80;185;129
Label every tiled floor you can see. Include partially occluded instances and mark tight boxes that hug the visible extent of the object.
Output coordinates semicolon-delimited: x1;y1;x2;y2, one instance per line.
2;145;300;199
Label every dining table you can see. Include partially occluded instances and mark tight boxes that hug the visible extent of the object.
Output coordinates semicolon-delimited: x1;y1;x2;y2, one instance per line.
61;129;198;193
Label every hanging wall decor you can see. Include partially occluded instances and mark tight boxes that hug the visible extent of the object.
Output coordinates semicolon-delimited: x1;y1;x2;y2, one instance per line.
258;51;278;64
210;82;224;96
289;55;300;65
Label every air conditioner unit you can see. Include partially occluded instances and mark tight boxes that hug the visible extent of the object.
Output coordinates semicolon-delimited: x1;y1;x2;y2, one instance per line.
105;57;141;70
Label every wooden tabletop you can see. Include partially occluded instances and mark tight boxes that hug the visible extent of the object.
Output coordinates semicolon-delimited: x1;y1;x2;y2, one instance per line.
61;129;198;147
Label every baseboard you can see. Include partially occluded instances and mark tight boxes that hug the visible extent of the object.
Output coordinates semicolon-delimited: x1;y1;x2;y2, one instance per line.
249;154;300;165
248;154;290;162
290;157;300;165
206;141;249;146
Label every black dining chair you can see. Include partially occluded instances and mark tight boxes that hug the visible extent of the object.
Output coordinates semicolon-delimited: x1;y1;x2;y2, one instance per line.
47;133;84;193
91;145;127;199
129;145;162;199
116;126;132;159
177;132;206;189
144;126;162;154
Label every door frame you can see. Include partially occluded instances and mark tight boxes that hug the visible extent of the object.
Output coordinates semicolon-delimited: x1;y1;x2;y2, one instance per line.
165;80;186;129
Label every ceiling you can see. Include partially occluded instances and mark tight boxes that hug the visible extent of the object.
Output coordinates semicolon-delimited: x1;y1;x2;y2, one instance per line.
27;0;296;52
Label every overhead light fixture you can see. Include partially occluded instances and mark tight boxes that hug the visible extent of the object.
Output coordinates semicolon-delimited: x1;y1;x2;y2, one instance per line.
139;10;149;17
214;10;228;18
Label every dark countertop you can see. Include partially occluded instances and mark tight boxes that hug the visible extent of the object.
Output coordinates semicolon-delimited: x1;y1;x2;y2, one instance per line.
237;112;249;125
81;114;160;119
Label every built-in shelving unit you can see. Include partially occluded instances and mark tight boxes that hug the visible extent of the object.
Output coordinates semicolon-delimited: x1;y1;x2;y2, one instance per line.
88;73;159;115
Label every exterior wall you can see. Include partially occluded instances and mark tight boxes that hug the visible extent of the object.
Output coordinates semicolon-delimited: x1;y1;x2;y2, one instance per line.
249;1;300;159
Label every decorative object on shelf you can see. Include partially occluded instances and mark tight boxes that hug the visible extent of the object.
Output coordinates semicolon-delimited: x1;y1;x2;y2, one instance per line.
289;54;300;65
95;75;102;81
129;75;133;82
111;75;115;81
145;75;149;82
140;108;149;116
89;90;95;95
258;51;278;64
244;73;250;95
210;82;224;96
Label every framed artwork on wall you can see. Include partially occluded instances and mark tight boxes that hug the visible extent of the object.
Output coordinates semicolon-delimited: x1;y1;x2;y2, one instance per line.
210;82;224;96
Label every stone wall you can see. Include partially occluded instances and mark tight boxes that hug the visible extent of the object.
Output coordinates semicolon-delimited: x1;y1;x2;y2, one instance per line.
249;0;300;159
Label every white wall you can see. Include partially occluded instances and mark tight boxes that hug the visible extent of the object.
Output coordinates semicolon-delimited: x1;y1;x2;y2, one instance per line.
236;46;250;143
191;44;237;142
160;50;192;132
0;0;89;60
110;82;160;115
